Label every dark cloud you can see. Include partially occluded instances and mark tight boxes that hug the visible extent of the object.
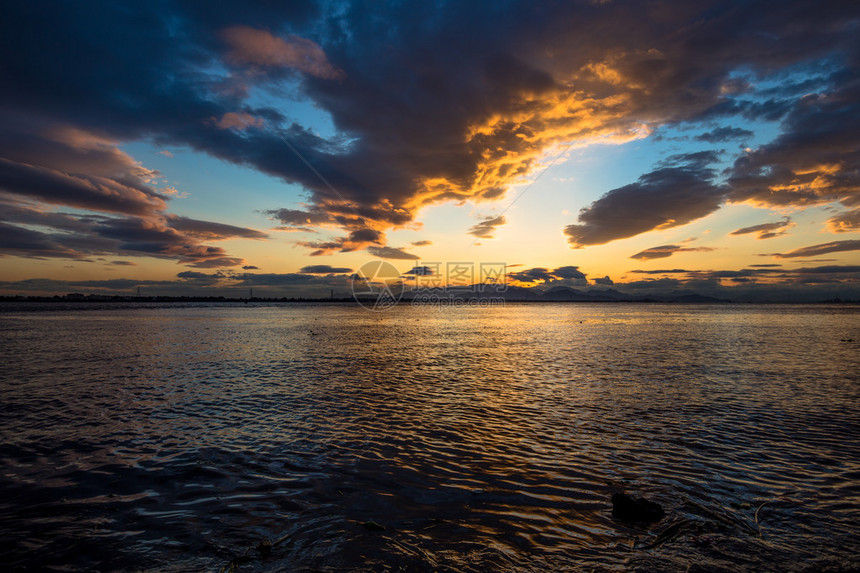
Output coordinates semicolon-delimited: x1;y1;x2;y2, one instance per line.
404;266;435;276
727;77;860;209
565;153;726;247
773;239;860;259
411;240;432;247
694;126;754;143
176;270;223;285
630;244;717;260
592;276;614;285
242;265;259;270
185;257;245;268
730;217;794;239
299;227;385;255
552;266;587;280
629;269;691;275
509;265;589;285
468;215;506;239
167;216;268;240
508;267;554;284
0;200;250;267
264;208;336;227
300;265;352;274
0;156;166;217
794;265;860;274
366;246;419;260
0;221;87;260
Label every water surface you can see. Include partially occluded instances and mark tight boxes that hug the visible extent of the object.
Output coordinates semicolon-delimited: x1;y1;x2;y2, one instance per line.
1;303;858;571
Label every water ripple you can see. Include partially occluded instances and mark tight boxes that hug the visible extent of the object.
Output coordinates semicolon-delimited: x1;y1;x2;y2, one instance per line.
0;303;858;571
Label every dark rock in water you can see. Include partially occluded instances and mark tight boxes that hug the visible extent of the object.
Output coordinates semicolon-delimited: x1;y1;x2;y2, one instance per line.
256;539;272;559
362;520;386;531
612;492;665;523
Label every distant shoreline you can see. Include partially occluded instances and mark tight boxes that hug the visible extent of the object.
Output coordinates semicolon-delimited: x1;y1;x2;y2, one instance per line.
1;295;857;305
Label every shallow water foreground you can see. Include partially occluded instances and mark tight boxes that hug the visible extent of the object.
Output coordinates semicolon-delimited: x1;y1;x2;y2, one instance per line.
1;303;858;571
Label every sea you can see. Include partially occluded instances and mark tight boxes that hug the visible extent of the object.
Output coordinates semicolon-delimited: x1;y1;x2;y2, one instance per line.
0;302;858;572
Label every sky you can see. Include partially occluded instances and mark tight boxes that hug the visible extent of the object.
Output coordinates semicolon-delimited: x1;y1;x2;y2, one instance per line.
1;0;859;301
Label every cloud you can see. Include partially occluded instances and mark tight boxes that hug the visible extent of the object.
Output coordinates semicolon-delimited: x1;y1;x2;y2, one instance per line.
508;265;589;285
468;215;506;239
694;126;754;143
508;267;554;283
0;200;251;267
185;257;244;268
552;265;588;280
411;240;432;247
727;78;860;209
630;244;717;260
773;239;860;259
298;227;385;255
827;208;860;233
592;275;614;285
0;113;259;266
565;152;726;247
166;215;268;240
404;265;435;276
220;26;343;79
730;217;794;239
242;265;259;270
0;221;88;260
366;245;419;260
265;208;327;226
0;156;167;217
212;111;265;130
628;269;691;275
300;264;352;274
235;2;859;250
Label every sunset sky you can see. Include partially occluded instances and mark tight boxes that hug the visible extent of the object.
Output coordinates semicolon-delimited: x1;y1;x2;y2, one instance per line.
1;1;859;300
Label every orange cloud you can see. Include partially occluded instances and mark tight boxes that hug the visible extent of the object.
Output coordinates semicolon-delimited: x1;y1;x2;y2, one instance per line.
220;26;343;79
213;111;265;130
